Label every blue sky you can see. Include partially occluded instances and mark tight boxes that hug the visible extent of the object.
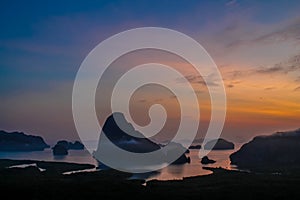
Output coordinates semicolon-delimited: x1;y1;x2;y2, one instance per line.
1;0;299;94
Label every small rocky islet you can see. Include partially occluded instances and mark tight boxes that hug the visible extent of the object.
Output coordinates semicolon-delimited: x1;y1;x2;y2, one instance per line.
52;140;84;156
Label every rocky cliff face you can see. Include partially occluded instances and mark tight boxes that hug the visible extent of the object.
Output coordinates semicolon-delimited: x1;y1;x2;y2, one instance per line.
0;130;49;151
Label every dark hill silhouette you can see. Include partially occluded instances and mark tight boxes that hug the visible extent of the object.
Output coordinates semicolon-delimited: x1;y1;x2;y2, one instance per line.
94;113;190;168
0;130;49;151
230;128;300;170
189;144;201;149
100;112;161;153
201;156;216;164
52;144;68;156
55;140;84;150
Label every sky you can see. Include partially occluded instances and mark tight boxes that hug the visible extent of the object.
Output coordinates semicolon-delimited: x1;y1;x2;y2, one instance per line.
0;0;300;144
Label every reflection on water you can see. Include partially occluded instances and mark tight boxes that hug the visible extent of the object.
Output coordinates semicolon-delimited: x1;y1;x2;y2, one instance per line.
129;147;239;181
167;164;184;175
8;163;46;172
63;168;98;175
145;150;221;181
53;155;68;160
0;143;241;180
129;171;160;180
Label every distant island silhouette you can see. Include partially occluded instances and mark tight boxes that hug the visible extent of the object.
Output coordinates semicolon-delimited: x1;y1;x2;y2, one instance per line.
230;128;300;172
0;130;86;157
188;144;202;149
93;112;190;168
52;140;84;156
0;130;49;151
204;138;234;150
201;156;216;164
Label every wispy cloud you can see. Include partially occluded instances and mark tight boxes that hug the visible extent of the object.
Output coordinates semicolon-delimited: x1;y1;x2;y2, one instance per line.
227;54;300;79
226;0;238;7
226;18;300;50
154;98;163;102
138;98;163;103
264;87;276;91
224;80;242;88
254;19;300;44
177;74;220;87
294;86;300;91
138;99;147;103
256;54;300;74
226;70;249;80
255;65;283;74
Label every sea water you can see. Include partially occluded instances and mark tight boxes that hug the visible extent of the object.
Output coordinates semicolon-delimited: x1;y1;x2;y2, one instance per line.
0;142;241;180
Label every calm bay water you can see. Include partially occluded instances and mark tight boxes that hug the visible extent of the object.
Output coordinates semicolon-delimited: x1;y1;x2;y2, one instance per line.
132;148;238;180
0;142;242;180
0;149;98;166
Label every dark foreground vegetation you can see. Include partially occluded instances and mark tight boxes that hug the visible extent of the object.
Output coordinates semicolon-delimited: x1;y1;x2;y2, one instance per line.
1;159;300;199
